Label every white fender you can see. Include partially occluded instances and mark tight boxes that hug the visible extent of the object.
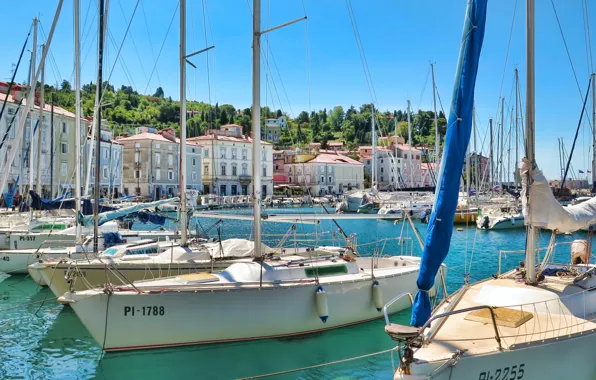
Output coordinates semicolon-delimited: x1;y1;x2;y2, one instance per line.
372;281;383;312
315;286;328;323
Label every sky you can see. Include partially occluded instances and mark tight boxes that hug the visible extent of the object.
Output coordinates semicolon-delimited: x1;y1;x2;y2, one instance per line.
1;0;596;181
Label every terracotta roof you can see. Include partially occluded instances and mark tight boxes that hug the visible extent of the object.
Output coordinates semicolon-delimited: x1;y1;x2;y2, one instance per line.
422;162;438;171
304;153;362;165
328;142;344;146
0;92;81;119
188;134;272;145
117;132;202;148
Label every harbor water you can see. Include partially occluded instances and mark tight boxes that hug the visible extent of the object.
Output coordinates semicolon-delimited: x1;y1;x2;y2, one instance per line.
0;207;588;379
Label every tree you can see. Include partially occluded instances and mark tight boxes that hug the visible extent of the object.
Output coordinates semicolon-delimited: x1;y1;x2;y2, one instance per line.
220;111;229;125
397;121;409;140
341;119;355;144
296;111;309;124
276;109;282;118
61;80;72;92
153;87;165;98
328;106;345;132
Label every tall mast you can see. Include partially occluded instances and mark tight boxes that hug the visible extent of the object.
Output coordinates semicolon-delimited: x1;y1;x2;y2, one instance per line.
394;116;398;190
500;97;504;191
36;44;45;197
74;0;82;242
29;19;37;195
431;63;439;165
371;104;376;189
179;0;188;246
489;118;494;197
515;68;519;188
592;72;596;191
525;0;537;284
473;105;479;203
93;0;105;253
50;94;54;197
407;100;413;187
252;0;263;258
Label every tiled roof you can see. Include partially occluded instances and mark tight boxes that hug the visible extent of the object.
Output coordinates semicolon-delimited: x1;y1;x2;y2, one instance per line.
117;132;203;147
0;92;80;119
304;153;362;165
188;134;272;145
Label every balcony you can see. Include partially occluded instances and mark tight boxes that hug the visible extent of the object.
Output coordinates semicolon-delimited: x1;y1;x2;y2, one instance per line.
239;174;251;184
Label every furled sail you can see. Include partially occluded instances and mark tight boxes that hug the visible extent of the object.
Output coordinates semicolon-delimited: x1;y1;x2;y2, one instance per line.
410;0;488;327
78;198;179;227
522;158;596;233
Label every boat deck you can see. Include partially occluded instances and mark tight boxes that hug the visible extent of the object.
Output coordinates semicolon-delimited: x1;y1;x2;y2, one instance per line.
415;275;596;363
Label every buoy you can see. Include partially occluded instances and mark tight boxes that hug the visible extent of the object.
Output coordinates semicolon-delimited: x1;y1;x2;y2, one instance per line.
372;281;383;312
315;286;329;323
456;227;463;232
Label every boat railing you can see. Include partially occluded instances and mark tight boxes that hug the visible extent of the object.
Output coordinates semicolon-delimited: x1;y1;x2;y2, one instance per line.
497;247;546;276
498;241;584;276
383;292;414;325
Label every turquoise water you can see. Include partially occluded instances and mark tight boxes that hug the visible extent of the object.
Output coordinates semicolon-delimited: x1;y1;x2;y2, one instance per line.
0;207;589;379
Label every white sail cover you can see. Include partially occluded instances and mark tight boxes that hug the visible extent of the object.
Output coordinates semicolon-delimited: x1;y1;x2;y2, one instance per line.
522;158;596;233
204;239;274;259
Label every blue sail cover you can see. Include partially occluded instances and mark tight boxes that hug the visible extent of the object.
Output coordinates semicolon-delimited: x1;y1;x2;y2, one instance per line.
79;197;179;227
411;0;488;327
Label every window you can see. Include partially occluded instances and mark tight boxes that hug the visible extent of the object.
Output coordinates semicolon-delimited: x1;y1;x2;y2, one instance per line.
262;167;266;177
204;165;209;175
220;148;226;158
321;176;325;183
328;176;332;183
381;176;384;182
168;146;173;151
404;154;408;159
155;170;161;180
232;148;237;159
242;164;248;175
381;159;384;163
113;151;119;161
135;151;140;163
289;177;292;183
262;151;265;160
381;168;384;173
192;171;197;181
155;153;161;166
204;149;209;158
103;149;108;159
168;170;174;180
275;164;279;171
232;165;237;176
60;163;67;176
192;158;196;166
62;122;67;134
221;164;226;176
391;177;394;182
242;149;247;160
135;143;140;148
168;153;174;166
61;143;68;154
156;143;161;149
134;170;140;179
103;166;109;179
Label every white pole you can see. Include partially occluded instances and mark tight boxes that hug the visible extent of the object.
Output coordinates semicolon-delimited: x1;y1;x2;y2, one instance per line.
28;19;37;195
525;0;537;284
179;0;188;246
371;105;376;189
74;0;82;242
407;100;413;187
252;0;262;258
36;43;45;196
431;63;439;165
592;72;595;191
515;68;520;188
0;1;63;197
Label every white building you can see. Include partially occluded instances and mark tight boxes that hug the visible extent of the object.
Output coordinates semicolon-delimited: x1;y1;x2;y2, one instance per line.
189;124;273;197
263;116;287;142
285;152;364;195
85;129;124;197
0;85;89;199
358;143;424;189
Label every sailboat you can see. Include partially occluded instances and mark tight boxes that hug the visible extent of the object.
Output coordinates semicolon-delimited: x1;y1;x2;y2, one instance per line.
385;1;596;379
57;0;441;352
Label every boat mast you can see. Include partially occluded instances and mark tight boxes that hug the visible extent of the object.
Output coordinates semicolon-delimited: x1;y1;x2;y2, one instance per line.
252;0;263;258
50;95;54;197
473;106;479;203
500;97;504;192
407;100;413;187
74;0;82;242
525;0;537;284
36;43;45;198
371;104;376;189
394;115;398;190
431;63;439;166
179;0;188;246
515;68;519;189
489;118;494;196
592;72;596;192
93;0;105;253
28;19;37;195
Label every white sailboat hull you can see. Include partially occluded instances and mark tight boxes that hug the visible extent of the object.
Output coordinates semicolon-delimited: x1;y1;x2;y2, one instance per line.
64;268;426;351
399;331;596;380
0;250;86;274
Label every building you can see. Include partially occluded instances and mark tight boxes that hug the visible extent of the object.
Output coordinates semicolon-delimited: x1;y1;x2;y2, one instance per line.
470;153;490;187
273;150;286;185
188;124;273;197
0;85;90;199
263;116;287;142
327;142;344;151
358;143;423;188
285;152;364;195
118;128;202;199
84;128;123;197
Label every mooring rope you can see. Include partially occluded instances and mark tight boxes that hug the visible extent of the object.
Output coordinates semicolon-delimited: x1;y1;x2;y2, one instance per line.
237;347;397;379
